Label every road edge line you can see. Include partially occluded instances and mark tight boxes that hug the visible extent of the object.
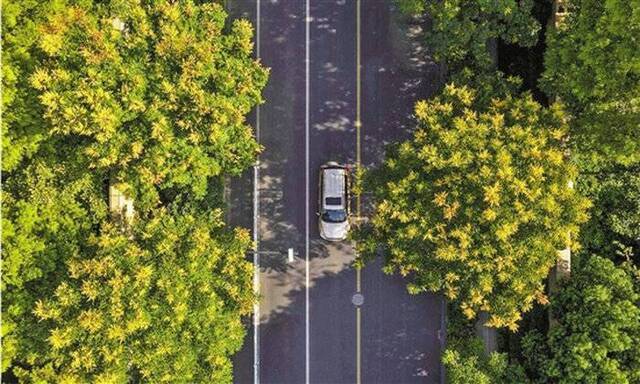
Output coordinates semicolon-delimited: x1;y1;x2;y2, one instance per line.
355;0;362;383
305;1;311;383
253;1;261;383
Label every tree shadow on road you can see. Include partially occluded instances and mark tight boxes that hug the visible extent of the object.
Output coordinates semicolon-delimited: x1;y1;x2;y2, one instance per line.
361;1;446;175
234;254;444;384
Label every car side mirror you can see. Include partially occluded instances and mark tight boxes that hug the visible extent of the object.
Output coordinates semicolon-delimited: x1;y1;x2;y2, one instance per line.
316;212;320;217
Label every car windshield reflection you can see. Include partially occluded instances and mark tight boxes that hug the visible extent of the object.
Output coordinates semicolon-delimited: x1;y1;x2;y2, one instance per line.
321;209;347;223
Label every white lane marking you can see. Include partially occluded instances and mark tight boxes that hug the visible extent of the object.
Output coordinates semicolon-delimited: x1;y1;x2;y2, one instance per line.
254;1;261;383
355;0;362;383
305;0;311;383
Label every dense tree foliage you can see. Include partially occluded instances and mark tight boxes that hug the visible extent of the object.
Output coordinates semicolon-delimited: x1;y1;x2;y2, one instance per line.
397;0;540;70
1;0;54;171
31;0;267;209
2;0;266;381
357;84;589;330
1;161;107;371
578;164;640;262
13;209;254;383
391;0;640;381
442;304;528;384
542;0;640;164
443;347;528;384
522;255;640;383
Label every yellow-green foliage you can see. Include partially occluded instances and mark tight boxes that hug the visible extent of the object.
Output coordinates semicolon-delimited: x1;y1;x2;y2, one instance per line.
1;0;63;172
2;0;267;381
358;84;590;330
13;210;254;383
31;0;268;209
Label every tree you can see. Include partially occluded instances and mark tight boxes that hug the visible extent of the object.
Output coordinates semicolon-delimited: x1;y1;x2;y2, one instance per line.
2;0;268;380
443;347;528;384
522;255;640;383
12;209;254;383
578;163;640;262
397;0;540;70
356;84;590;330
30;0;268;210
542;0;640;165
443;303;529;384
1;0;58;171
1;161;106;371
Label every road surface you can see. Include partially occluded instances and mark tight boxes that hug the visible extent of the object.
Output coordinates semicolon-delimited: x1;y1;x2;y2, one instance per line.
229;1;446;383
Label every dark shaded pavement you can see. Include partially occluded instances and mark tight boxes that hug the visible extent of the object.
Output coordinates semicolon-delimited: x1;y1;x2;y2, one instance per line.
230;1;445;383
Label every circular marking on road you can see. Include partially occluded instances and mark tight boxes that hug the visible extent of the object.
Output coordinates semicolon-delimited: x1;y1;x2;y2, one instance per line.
352;293;364;307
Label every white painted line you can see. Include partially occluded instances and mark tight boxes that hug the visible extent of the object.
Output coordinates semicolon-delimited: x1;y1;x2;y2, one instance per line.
253;248;260;384
253;1;261;384
305;0;311;383
355;2;362;383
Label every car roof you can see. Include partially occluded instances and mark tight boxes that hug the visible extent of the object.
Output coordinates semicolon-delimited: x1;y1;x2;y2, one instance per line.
322;167;346;209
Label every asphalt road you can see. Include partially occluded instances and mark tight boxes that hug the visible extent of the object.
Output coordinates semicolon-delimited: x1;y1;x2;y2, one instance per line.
229;1;445;383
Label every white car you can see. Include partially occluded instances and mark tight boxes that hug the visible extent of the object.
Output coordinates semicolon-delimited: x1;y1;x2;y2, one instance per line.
318;162;351;241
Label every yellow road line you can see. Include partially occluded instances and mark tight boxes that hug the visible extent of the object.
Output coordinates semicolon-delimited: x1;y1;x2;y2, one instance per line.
355;0;362;218
355;0;362;383
356;307;362;384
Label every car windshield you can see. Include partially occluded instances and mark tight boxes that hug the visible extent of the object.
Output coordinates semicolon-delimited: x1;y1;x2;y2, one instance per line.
321;209;347;223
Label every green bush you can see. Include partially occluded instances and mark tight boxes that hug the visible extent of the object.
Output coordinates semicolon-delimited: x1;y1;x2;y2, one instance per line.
578;164;640;262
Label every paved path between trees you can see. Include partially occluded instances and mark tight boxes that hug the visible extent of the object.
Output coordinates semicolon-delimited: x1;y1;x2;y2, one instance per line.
229;1;446;383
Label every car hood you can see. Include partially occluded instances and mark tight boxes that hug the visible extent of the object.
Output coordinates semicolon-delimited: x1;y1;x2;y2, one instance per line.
319;219;349;241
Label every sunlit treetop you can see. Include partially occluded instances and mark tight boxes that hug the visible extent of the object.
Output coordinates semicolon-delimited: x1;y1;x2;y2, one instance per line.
358;84;590;330
30;0;268;209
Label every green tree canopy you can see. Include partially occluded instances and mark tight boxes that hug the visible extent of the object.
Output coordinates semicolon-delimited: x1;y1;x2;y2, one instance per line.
443;348;528;384
13;209;254;383
578;163;640;261
397;0;540;70
30;0;267;209
357;84;590;330
1;0;60;171
2;0;267;381
522;255;640;383
542;0;640;164
443;302;529;384
1;160;106;372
